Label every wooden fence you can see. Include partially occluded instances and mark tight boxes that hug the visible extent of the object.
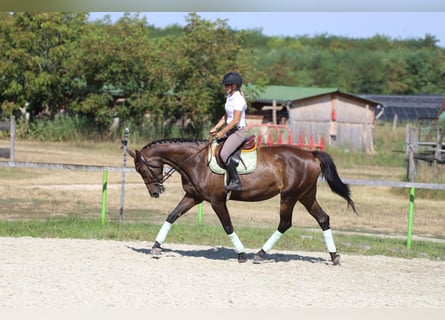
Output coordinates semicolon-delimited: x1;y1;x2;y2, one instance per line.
405;125;444;181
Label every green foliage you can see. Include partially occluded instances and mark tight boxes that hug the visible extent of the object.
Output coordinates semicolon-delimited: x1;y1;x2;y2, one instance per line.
1;12;445;139
17;115;98;141
0;12;87;118
254;33;445;94
69;93;115;131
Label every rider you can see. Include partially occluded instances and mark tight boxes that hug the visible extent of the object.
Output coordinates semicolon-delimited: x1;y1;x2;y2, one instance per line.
210;72;247;191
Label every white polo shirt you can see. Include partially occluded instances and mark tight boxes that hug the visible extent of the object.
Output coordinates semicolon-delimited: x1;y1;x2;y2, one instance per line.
225;91;247;127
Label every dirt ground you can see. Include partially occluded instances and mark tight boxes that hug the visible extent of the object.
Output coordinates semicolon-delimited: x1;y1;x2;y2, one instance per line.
1;236;444;309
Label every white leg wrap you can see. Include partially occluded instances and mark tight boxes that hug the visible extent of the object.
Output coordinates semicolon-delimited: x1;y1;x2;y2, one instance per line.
228;232;245;253
155;221;172;244
262;230;283;253
323;229;337;253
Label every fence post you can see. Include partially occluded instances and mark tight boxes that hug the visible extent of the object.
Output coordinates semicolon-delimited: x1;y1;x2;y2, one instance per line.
433;127;443;178
406;125;417;182
406;187;415;249
9;115;15;162
101;170;108;225
119;128;129;223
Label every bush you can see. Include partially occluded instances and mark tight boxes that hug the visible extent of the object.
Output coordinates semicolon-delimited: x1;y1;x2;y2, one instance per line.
18;115;92;142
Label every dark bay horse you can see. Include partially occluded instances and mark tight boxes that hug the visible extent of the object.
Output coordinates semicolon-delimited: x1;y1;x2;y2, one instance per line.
128;138;356;265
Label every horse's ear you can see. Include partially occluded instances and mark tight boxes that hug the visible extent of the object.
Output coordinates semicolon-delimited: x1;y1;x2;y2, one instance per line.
128;149;136;159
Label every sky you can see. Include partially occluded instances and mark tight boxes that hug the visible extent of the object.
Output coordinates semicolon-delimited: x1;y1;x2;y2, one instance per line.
88;12;445;48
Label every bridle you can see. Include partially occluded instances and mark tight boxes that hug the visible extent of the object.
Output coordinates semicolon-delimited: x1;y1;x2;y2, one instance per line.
137;160;168;194
138;140;211;191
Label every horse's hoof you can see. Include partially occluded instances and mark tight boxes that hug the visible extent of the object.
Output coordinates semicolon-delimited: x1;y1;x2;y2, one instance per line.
151;246;162;258
331;253;341;266
253;249;266;264
253;254;266;264
238;252;248;263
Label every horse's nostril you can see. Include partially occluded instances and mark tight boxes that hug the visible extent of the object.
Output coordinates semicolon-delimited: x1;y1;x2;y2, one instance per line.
151;192;159;198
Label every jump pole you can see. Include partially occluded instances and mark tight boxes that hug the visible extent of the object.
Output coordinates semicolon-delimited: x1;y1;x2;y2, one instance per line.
198;202;203;225
406;187;415;249
101;170;108;225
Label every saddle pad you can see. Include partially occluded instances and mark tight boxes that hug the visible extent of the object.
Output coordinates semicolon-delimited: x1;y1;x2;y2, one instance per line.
208;143;257;175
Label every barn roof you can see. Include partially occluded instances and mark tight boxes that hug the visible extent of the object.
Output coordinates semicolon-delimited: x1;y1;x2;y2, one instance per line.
253;85;380;106
254;86;337;102
360;94;445;121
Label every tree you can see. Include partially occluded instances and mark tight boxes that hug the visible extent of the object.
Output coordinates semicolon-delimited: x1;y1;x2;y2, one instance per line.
67;13;160;130
149;13;267;137
0;12;87;119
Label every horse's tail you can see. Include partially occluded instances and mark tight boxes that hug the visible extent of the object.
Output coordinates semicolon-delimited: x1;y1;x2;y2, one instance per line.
312;150;357;214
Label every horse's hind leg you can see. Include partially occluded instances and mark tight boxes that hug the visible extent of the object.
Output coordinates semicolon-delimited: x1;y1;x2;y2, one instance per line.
253;195;298;263
300;188;341;265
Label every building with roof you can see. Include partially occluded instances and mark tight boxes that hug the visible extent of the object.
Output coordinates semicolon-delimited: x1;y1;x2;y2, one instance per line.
248;85;382;152
359;94;445;122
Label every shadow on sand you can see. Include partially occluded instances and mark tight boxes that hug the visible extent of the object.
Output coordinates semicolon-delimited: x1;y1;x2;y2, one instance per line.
126;244;328;264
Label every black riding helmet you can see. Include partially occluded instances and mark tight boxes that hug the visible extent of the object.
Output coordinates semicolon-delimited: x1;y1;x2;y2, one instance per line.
220;72;242;89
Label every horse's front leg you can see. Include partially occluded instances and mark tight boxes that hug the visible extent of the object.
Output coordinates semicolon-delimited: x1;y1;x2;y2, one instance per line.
151;194;200;256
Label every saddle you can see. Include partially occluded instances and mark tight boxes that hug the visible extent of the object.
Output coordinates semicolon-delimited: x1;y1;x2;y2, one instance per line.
208;135;258;175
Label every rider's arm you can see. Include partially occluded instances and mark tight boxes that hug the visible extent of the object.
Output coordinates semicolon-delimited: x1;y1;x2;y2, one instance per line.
220;110;241;135
210;115;226;134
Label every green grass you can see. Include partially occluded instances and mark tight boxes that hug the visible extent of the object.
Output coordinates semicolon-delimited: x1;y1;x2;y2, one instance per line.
1;216;444;261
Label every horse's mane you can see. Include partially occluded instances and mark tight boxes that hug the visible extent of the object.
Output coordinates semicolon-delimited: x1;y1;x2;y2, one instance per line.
141;138;208;150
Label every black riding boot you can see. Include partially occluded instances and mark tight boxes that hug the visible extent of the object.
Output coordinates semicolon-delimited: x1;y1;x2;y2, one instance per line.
225;158;242;191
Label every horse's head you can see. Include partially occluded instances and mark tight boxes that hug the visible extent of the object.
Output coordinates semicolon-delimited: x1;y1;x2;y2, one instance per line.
128;149;165;198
